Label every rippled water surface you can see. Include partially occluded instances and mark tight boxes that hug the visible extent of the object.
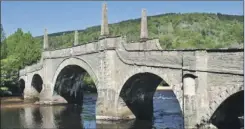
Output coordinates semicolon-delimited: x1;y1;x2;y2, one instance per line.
1;90;183;129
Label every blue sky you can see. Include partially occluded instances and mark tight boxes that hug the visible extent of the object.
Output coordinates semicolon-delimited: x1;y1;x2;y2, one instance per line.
2;1;244;37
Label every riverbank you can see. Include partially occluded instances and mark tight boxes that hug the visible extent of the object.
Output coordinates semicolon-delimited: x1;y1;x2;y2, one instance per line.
0;96;37;109
0;96;68;109
1;96;23;102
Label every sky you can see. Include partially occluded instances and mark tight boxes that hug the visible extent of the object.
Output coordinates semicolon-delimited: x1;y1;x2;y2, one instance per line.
1;1;244;37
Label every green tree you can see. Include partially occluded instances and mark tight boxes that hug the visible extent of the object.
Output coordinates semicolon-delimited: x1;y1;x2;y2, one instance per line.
1;24;5;42
1;24;7;59
1;29;41;89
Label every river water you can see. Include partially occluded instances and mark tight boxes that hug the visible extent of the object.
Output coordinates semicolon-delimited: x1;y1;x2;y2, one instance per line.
1;90;183;129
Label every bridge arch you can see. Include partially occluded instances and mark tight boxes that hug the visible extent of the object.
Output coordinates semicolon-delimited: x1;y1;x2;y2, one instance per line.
119;69;182;120
209;87;244;129
119;67;178;95
118;67;183;107
52;57;98;104
19;79;25;95
52;57;98;89
31;74;43;93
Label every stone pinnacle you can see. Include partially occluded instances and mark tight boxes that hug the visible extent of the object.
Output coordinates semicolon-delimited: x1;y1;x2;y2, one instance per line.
44;28;48;49
74;30;78;46
140;9;148;41
100;3;109;37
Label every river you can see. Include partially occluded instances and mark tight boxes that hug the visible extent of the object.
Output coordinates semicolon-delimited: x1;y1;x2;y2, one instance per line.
1;90;183;129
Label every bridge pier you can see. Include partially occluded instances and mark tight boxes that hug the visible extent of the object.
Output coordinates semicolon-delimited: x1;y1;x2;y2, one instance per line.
39;84;53;102
23;86;39;100
95;88;135;120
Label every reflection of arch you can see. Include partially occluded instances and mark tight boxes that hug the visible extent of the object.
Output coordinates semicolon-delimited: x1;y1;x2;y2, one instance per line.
52;57;98;89
119;72;182;120
19;79;25;94
31;107;42;125
55;105;83;128
210;90;244;129
31;74;43;93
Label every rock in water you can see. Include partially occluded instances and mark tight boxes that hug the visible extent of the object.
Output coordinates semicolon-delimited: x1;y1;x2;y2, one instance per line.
34;95;67;105
52;95;68;103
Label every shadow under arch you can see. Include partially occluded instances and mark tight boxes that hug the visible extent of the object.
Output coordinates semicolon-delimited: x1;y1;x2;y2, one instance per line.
31;74;43;93
52;57;99;89
119;72;182;121
183;73;197;80
210;90;244;129
19;79;25;95
53;64;97;105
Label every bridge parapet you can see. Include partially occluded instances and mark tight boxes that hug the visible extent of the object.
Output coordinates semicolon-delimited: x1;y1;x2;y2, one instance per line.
19;69;26;76
42;35;164;59
182;48;243;75
42;36;123;59
122;38;162;51
19;62;43;76
116;48;243;75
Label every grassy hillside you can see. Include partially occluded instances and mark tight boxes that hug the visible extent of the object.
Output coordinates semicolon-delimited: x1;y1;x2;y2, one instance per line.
36;13;243;50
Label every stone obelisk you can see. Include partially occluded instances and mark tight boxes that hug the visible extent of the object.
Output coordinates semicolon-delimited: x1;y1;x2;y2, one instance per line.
74;30;78;46
43;28;49;50
140;9;148;42
100;3;109;38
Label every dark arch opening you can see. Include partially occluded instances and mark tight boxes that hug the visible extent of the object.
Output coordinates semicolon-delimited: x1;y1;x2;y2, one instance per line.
19;79;25;95
183;74;197;80
210;90;244;129
31;74;43;93
119;72;182;125
54;65;97;106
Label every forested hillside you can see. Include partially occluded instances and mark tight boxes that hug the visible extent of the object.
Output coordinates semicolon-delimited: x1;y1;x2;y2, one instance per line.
36;13;244;50
0;13;244;95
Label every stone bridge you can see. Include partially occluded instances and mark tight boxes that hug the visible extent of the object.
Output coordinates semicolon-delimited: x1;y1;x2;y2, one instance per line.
18;4;244;129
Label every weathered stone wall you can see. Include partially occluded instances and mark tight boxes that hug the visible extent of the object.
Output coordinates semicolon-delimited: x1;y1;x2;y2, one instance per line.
19;62;43;77
207;50;243;74
122;38;162;51
206;50;243;123
181;49;244;128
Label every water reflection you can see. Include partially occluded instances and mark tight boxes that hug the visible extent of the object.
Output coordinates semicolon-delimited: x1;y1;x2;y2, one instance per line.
1;91;183;129
55;105;83;129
